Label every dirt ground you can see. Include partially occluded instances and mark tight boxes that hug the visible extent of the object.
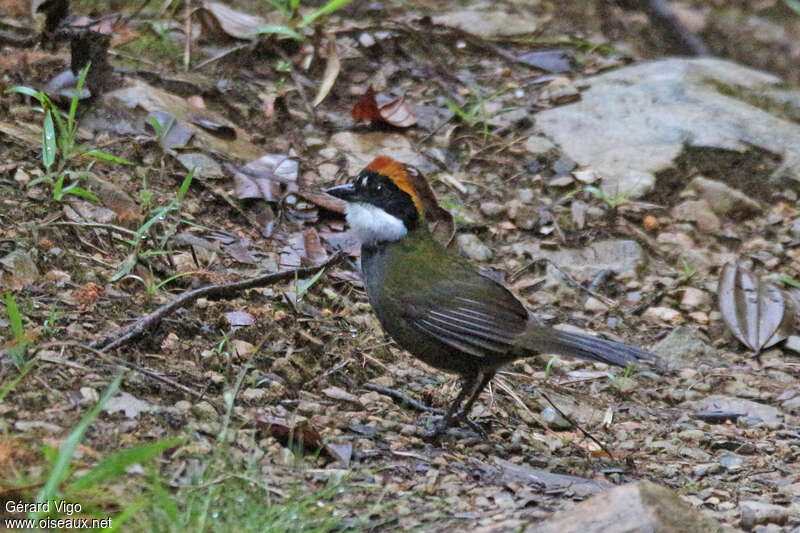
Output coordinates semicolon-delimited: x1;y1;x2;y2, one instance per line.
1;0;799;531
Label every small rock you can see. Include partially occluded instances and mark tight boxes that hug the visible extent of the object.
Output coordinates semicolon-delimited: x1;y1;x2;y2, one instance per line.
241;388;268;403
297;400;322;416
274;447;296;466
671;199;721;233
783;336;800;353
790;218;800;240
480;201;506;217
652;326;714;370
272;357;303;387
457;234;493;261
323;386;362;405
657;232;695;249
584;297;609;313
13;167;30;185
231;339;256;358
684;395;782;426
176;152;224;180
508;200;538;229
526;481;721;533
718;454;743;469
680;287;710;309
0;249;40;286
541;407;571;430
79;387;99;406
642;306;684;324
739;501;790;530
687;176;762;219
523;135;556;154
103;392;153;419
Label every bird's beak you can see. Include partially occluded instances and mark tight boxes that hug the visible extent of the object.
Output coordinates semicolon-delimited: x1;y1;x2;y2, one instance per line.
325;182;358;202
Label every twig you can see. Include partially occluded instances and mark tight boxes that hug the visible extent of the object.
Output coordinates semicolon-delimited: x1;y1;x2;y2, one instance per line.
536;389;616;461
92;253;343;352
512;258;619;308
40;341;206;400
193;43;252;71
183;1;192;71
363;383;444;415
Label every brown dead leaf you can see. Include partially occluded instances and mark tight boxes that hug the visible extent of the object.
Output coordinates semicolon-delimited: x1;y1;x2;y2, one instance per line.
718;262;796;354
312;39;340;107
71;282;105;311
352;85;418;128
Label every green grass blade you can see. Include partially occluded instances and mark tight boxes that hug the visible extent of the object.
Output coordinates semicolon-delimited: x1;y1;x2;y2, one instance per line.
296;267;326;300
253;24;304;40
4;293;24;340
0;357;37;403
42;111;57;170
82;150;135;165
32;373;123;519
298;0;354;27
67;437;182;492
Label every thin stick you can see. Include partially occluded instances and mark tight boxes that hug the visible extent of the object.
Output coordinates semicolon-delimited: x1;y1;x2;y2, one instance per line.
536;389;616;461
363;383;444;415
92;253;342;352
40;340;206;401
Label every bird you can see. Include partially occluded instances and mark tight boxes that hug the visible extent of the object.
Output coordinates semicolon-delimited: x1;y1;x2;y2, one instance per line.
326;156;656;437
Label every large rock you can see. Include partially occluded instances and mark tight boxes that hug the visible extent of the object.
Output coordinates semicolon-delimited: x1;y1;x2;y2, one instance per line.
535;58;800;198
527;481;722;533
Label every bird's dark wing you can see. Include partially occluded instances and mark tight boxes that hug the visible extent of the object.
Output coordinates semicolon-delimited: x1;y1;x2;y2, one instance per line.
400;268;529;359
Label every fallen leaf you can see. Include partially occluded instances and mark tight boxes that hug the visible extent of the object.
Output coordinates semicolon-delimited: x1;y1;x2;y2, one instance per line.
352;85;418;127
718;262;796;354
312;38;340;107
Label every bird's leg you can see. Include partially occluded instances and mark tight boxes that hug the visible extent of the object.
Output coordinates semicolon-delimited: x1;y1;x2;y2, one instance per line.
453;371;494;424
426;371;494;438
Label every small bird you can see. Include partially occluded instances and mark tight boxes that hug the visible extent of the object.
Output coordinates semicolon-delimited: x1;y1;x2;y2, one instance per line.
327;156;655;436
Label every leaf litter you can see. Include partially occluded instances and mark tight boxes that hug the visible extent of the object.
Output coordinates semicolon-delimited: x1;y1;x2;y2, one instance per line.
0;0;799;531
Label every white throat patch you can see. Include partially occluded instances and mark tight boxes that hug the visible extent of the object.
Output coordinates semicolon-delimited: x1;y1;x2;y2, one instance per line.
345;203;407;245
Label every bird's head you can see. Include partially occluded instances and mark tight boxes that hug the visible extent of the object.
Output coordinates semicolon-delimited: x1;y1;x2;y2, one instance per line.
327;156;442;246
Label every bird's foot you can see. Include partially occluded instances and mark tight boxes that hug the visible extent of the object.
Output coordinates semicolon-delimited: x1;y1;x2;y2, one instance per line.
417;413;488;440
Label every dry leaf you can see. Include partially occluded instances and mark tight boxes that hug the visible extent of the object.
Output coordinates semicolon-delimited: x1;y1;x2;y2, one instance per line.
718;262;796;353
312;39;340;107
352;85;418;128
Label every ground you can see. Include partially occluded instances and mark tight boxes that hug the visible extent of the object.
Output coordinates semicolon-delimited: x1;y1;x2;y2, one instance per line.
1;0;799;531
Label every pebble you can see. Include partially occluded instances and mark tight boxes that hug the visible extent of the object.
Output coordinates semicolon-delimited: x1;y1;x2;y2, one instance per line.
739;501;790;529
642;306;685;324
584;296;609;312
680;287;709;309
457;233;493;261
241;388;268;403
480;201;506;217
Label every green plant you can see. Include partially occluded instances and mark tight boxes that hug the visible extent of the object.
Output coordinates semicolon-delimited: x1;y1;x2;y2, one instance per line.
3;293;29;368
254;0;355;40
780;275;800;289
445;86;514;138
5;63;133;202
607;365;634;392
786;0;800;15
295;267;326;303
583;185;631;209
679;257;696;280
111;169;195;282
543;356;557;379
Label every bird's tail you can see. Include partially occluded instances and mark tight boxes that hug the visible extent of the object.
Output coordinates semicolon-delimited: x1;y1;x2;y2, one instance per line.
521;326;656;368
